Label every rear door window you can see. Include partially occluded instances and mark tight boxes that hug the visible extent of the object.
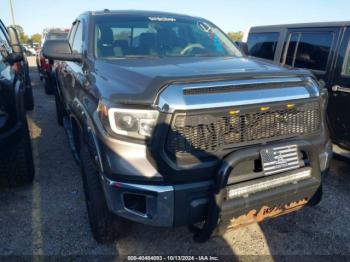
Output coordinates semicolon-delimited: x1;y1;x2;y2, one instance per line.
247;32;279;60
284;31;334;71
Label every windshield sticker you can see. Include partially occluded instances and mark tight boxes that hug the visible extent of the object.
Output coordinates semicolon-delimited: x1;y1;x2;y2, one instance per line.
198;21;212;33
148;17;176;22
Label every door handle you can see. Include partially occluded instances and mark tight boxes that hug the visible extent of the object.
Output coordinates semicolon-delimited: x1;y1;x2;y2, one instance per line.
332;85;350;94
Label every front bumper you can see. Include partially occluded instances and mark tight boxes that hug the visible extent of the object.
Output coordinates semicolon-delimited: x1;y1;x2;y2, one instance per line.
101;176;211;227
100;137;331;228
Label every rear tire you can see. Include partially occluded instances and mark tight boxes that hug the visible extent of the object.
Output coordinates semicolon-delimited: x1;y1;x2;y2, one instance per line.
0;119;35;187
79;134;130;243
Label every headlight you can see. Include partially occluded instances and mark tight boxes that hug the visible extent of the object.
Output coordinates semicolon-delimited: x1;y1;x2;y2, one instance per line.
98;102;159;139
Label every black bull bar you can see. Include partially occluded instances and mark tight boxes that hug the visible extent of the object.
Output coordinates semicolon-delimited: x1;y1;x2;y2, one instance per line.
190;139;322;243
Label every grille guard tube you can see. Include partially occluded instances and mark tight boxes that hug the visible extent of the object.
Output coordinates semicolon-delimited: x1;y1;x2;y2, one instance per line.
190;139;322;243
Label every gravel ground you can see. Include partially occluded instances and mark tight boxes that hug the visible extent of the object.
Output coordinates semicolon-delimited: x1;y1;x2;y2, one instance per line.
0;57;350;259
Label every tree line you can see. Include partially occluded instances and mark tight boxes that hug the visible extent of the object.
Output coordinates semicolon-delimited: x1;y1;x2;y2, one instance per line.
227;31;244;41
13;25;41;45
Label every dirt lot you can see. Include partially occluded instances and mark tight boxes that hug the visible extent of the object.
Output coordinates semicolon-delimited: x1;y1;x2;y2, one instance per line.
1;57;350;258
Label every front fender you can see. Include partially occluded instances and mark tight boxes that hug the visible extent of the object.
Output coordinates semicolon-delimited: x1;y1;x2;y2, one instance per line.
70;98;104;173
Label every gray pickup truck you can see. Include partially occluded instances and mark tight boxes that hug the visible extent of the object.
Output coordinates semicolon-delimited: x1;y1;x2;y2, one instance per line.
43;10;331;243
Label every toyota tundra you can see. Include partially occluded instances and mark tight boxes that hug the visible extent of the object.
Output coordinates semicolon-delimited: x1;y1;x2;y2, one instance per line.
43;10;331;243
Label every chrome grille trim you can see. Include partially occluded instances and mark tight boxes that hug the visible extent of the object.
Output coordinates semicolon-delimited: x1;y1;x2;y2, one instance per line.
156;77;319;113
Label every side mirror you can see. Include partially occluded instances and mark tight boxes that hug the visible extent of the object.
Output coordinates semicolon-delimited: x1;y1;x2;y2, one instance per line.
43;39;82;62
235;41;248;55
7;26;22;54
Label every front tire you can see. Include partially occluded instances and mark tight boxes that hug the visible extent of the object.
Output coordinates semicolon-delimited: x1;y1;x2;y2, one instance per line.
79;134;130;243
0;119;35;187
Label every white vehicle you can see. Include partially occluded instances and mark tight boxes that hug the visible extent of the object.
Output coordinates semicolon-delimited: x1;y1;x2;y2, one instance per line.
23;44;36;56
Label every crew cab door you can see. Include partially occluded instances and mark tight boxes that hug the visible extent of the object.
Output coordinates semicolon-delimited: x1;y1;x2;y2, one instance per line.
328;27;350;149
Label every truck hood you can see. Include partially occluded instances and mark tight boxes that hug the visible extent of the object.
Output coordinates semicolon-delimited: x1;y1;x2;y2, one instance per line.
92;56;311;106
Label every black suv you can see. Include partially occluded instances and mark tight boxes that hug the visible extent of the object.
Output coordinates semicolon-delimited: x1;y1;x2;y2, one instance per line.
247;22;350;150
0;20;35;186
44;10;330;243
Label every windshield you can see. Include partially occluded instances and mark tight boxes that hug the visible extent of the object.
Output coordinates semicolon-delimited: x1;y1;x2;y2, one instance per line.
94;14;242;59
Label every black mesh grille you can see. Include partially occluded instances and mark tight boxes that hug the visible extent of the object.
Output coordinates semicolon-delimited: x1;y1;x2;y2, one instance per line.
166;101;321;155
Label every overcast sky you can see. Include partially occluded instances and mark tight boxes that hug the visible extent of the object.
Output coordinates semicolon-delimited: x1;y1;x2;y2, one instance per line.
1;0;349;36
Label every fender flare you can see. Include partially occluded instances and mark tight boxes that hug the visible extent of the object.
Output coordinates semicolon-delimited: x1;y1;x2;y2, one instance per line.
70;98;104;173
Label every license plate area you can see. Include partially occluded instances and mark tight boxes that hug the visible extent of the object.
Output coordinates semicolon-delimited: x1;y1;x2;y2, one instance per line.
260;145;300;176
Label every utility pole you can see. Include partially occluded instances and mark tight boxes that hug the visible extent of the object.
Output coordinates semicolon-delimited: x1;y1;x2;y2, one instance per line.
9;0;15;25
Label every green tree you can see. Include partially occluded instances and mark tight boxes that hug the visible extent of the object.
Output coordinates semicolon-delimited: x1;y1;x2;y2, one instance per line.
30;33;41;43
227;31;244;41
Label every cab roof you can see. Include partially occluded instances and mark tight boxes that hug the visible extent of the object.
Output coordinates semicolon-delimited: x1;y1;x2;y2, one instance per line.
251;21;350;31
86;9;201;20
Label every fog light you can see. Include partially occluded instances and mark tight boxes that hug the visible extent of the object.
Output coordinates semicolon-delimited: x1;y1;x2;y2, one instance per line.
227;168;312;199
123;193;147;215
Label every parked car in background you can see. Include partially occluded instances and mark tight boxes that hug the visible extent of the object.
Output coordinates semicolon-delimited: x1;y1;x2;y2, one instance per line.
247;22;350;150
22;44;36;56
44;10;330;243
0;19;35;186
37;28;69;94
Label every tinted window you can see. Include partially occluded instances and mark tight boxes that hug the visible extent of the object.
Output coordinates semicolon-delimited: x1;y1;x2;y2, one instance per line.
247;32;279;60
72;22;83;54
93;15;242;58
286;32;333;71
343;42;350;75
